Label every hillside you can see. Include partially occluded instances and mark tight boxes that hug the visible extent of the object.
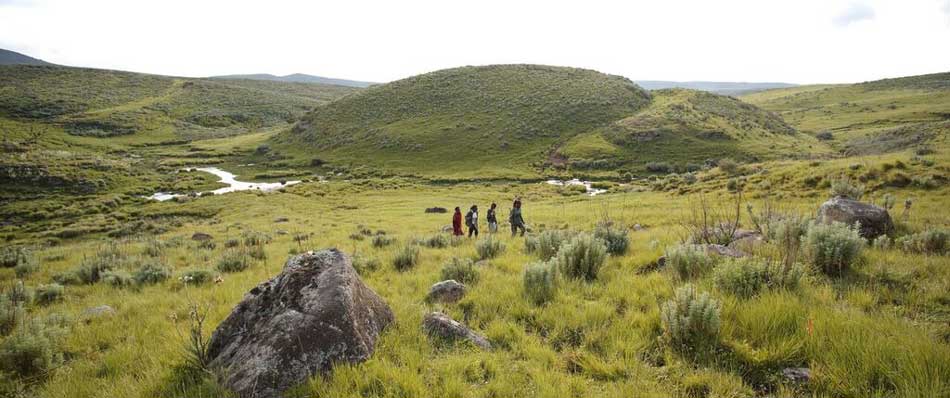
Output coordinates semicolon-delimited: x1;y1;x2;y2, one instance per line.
0;48;53;66
741;72;950;155
635;80;797;96
210;73;375;88
280;65;820;178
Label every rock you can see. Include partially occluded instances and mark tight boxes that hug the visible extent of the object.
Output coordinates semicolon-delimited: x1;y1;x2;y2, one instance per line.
82;305;116;318
426;280;466;303
274;217;289;223
700;244;745;258
276;230;289;235
782;367;811;384
425;207;448;214
207;249;394;398
633;223;645;231
636;256;666;275
728;231;764;254
441;225;454;233
422;312;491;350
817;196;893;239
191;232;213;241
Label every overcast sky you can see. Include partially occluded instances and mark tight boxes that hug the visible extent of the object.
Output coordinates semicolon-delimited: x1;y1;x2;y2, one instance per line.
1;0;948;84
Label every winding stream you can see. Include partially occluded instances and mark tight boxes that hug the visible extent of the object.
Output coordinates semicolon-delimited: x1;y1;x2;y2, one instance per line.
545;179;607;196
147;167;301;201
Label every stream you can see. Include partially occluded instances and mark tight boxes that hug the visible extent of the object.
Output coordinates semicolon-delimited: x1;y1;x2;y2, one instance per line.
147;167;301;201
545;179;607;196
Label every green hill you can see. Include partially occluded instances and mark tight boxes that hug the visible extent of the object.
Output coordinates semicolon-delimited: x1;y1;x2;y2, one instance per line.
280;65;819;178
741;72;950;155
0;48;53;66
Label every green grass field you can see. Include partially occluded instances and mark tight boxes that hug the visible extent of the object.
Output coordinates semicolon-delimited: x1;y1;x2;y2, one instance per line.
0;65;948;398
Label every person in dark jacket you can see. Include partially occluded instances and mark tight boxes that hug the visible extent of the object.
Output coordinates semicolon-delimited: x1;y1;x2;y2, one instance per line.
510;199;526;237
487;203;498;233
452;207;463;236
465;205;479;237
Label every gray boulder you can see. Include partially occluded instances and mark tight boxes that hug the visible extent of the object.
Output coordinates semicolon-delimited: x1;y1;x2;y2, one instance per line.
699;244;746;258
817;196;893;239
191;232;213;241
782;367;811;384
207;249;394;398
422;312;491;350
426;280;466;303
82;305;116;318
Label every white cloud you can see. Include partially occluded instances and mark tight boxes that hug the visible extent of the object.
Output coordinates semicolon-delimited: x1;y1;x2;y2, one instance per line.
943;0;950;25
0;0;948;84
834;2;876;27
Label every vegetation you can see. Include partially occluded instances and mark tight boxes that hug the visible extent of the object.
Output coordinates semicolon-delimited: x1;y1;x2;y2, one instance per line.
660;285;721;349
554;233;608;281
440;258;479;284
523;260;558;305
804;221;865;276
474;236;505;260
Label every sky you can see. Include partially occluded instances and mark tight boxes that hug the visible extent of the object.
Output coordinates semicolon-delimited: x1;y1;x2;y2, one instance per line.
1;0;948;84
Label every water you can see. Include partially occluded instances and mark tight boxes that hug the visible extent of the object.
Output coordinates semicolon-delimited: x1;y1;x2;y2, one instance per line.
545;179;607;196
147;167;301;201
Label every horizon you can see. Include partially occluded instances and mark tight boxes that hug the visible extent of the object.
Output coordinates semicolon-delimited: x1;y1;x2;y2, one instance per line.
2;0;949;85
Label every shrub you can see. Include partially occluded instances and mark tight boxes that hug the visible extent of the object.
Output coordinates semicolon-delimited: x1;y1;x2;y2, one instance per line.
197;240;216;250
804;221;865;276
351;255;381;275
12;252;39;278
594;225;629;255
896;229;949;255
133;263;172;285
76;256;116;285
224;238;240;248
246;245;267;261
372;235;396;248
816;131;834;140
475;236;506;260
0;247;31;268
554;233;607;281
5;282;31;305
51;270;81;286
348;233;365;241
216;250;250;273
393;245;419;271
526;230;574;260
441;258;479;284
660;285;721;349
101;270;134;288
830;176;864;200
713;258;804;298
180;269;217;285
665;244;718;280
241;230;271;246
523;261;558;305
143;239;165;257
645;162;673;173
0;316;68;379
0;297;24;335
417;234;449;249
33;284;64;306
717;158;740;174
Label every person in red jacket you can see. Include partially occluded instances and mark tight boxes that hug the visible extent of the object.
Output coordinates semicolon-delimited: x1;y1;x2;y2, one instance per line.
452;207;463;236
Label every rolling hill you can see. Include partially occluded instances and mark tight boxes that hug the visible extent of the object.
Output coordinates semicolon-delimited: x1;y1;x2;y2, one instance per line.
635;80;797;96
0;48;53;66
741;72;950;155
210;73;375;88
279;64;821;178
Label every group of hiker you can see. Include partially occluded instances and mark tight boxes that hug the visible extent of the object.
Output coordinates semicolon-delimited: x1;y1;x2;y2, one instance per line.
452;199;526;237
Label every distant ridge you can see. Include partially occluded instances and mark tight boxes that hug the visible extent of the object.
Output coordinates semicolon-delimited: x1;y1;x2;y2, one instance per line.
0;48;53;66
210;73;375;88
635;80;797;96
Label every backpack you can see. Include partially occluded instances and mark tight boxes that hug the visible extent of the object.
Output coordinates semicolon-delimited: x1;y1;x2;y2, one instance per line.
464;210;473;227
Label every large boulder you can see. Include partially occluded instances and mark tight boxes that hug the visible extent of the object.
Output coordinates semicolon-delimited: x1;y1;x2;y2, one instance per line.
817;196;893;239
207;249;394;398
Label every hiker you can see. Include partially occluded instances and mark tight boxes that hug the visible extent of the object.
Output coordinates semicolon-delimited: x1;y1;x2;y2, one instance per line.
465;205;479;238
510;199;526;237
487;202;498;233
452;207;463;236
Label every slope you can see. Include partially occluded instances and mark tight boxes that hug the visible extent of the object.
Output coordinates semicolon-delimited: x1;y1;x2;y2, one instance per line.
0;48;53;66
635;80;797;96
210;73;375;88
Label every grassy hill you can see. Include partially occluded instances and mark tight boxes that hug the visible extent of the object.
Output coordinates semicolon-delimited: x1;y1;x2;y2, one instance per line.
210;73;376;88
280;65;821;179
0;48;53;66
741;72;950;155
635;80;797;96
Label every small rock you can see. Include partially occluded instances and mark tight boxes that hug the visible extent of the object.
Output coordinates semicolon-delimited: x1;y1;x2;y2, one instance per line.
441;225;454;233
425;207;448;214
426;280;466;303
633;223;645;231
728;232;764;254
701;244;746;258
276;230;289;235
191;232;213;241
422;312;491;350
782;367;810;384
274;217;289;223
83;305;116;318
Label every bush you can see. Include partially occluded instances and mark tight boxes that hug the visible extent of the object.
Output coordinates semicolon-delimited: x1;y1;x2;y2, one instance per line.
830;176;864;200
33;284;64;306
804;221;865;276
594;225;629;255
393;245;419;271
0;247;31;268
76;256;115;285
665;244;718;280
441;258;479;284
12;252;39;278
180;269;218;285
896;229;949;255
717;158;740;174
372;235;396;248
216;250;250;273
351;255;381;275
246;245;267;261
713;258;804;298
660;284;721;349
816;131;834;140
645;162;673;173
241;230;272;246
133;263;172;285
0;316;68;379
101;270;134;288
523;261;558;305
224;238;240;248
51;270;81;286
525;230;574;260
5;282;31;305
475;236;506;260
143;239;165;257
417;234;449;249
554;233;607;281
0;297;24;335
